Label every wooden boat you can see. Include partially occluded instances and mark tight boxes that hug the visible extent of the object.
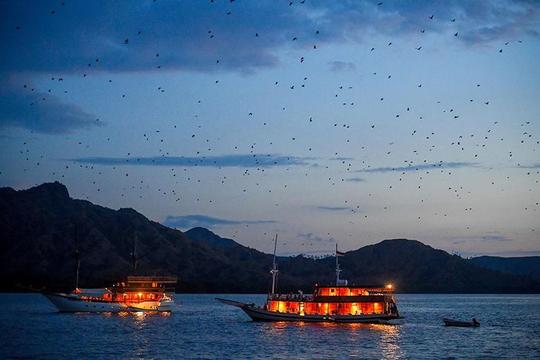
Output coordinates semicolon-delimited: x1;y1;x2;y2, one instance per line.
43;233;177;313
44;276;177;313
217;285;401;323
443;318;480;327
218;236;402;324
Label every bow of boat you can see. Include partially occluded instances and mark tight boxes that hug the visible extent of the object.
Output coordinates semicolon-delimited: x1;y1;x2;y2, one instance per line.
215;297;254;308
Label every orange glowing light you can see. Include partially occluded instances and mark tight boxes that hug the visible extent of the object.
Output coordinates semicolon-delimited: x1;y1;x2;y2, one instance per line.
386;284;393;290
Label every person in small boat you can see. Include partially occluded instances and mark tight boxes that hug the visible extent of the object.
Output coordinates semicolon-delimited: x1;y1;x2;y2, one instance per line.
472;318;479;326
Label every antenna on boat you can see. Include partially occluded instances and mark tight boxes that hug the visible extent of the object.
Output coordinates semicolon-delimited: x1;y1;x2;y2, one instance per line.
335;243;347;286
131;232;138;274
270;234;279;295
335;243;341;286
74;225;80;290
75;248;80;290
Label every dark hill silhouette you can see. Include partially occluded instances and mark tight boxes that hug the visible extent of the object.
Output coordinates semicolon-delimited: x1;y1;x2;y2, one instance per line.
185;227;243;249
338;240;540;292
469;256;540;280
1;182;539;293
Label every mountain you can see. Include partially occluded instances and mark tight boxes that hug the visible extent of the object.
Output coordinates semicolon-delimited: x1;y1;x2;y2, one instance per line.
185;227;243;249
469;256;540;280
0;182;300;293
337;240;540;293
1;182;539;293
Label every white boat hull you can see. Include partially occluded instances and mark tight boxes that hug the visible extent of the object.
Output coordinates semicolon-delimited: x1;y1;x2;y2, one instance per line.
44;293;172;313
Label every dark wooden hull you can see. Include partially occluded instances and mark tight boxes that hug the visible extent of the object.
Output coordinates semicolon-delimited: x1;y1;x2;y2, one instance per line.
443;318;479;327
216;298;402;324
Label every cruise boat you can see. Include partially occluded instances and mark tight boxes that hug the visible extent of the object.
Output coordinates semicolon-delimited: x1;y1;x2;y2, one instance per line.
43;235;177;313
44;276;177;313
217;237;402;323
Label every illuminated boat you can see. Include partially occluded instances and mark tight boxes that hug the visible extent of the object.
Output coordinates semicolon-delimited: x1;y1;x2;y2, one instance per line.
44;276;177;313
44;234;177;312
218;237;402;324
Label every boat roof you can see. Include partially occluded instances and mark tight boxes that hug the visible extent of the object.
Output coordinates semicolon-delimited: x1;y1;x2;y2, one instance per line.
315;284;388;289
109;276;178;292
126;276;177;284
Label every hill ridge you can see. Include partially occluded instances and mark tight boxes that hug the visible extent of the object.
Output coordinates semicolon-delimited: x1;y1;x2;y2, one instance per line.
1;182;539;293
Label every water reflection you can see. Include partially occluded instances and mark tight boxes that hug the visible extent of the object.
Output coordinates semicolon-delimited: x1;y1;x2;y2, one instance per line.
378;324;403;360
266;320;402;332
260;320;403;359
69;310;170;318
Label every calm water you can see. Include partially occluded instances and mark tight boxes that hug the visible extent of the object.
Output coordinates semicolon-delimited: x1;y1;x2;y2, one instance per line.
1;293;539;359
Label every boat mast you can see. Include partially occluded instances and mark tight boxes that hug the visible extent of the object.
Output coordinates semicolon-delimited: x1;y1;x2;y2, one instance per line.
75;248;80;289
270;234;279;295
74;225;80;290
131;232;138;274
335;243;341;286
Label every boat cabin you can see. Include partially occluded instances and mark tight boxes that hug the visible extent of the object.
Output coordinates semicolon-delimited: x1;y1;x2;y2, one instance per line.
74;276;177;304
265;284;397;316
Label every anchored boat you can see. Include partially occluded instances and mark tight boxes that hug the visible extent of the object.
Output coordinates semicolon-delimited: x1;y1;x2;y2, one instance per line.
217;236;402;324
44;276;177;312
44;232;177;313
443;318;480;327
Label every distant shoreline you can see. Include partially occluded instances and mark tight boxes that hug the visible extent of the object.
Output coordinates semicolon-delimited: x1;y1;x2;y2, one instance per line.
3;290;540;295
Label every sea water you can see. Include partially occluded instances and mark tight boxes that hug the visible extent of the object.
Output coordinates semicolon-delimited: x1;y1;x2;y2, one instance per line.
1;293;539;359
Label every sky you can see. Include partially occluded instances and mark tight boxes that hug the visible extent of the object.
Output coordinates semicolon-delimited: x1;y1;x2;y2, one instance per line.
1;0;539;257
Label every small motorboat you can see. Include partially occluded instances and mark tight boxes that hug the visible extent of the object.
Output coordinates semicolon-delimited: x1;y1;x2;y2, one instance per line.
443;318;480;327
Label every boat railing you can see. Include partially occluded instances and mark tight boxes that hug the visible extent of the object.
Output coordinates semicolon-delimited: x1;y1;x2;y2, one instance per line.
126;276;178;284
267;293;314;302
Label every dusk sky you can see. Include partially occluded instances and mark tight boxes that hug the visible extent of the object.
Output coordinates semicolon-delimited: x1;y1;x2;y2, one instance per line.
1;0;539;257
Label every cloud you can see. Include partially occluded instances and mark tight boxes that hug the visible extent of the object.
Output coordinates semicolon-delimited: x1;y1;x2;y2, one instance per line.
457;2;540;45
450;233;513;244
297;232;333;243
0;80;103;134
517;163;540;169
71;154;313;168
356;161;478;173
328;61;356;72
2;2;537;132
346;177;366;182
1;1;538;74
0;1;293;74
163;214;276;229
480;235;513;242
476;249;540;257
316;206;351;211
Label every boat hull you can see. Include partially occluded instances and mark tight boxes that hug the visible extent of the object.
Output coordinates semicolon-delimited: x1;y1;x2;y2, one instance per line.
241;304;402;324
44;293;171;313
443;318;479;327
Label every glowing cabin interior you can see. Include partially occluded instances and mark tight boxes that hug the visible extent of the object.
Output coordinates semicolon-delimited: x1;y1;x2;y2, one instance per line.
265;286;393;316
266;300;385;315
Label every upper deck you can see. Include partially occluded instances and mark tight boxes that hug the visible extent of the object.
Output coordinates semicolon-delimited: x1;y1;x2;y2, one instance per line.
112;276;178;293
315;284;393;297
267;284;394;303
